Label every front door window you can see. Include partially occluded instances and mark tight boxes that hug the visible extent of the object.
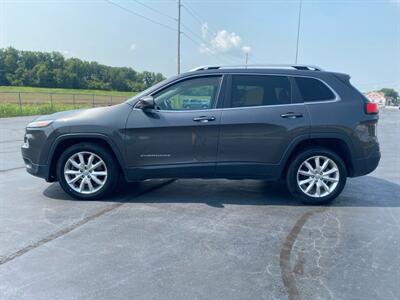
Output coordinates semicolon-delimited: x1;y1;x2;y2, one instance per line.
153;76;222;110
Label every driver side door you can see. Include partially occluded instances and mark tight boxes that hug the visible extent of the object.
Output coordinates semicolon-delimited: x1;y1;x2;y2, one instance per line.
124;75;224;179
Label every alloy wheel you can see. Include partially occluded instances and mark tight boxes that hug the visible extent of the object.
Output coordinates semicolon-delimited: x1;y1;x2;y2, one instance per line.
296;155;339;198
64;151;108;194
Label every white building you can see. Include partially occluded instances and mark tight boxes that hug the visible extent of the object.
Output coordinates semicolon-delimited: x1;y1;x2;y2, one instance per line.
364;91;386;107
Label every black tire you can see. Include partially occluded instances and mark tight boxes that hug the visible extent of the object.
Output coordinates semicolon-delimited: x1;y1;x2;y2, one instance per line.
56;143;119;200
286;147;347;205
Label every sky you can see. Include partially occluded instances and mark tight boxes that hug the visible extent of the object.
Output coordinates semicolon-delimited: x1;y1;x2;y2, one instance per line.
0;0;399;92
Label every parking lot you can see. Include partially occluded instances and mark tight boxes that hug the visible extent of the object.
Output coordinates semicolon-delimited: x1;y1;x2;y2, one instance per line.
0;108;399;300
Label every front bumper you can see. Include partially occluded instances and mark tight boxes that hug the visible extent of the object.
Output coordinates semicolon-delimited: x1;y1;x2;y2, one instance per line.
21;125;56;182
22;154;51;181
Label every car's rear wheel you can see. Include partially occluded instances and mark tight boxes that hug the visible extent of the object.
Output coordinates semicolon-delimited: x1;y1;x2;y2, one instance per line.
57;143;119;200
286;147;347;204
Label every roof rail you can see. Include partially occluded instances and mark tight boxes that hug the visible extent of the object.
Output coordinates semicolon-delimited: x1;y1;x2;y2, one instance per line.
190;65;221;71
190;64;324;72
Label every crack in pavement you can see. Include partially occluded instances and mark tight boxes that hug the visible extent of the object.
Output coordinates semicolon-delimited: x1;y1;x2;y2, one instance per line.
0;139;23;144
0;166;25;173
279;207;328;300
0;179;175;266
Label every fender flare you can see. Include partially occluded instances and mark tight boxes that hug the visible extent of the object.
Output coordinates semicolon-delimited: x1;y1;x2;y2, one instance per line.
279;132;356;175
47;133;128;178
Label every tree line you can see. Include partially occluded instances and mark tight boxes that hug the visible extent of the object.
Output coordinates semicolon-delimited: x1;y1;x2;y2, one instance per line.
0;47;165;92
379;88;399;105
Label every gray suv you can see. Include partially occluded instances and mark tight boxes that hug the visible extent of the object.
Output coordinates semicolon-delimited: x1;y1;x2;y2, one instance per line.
21;65;380;204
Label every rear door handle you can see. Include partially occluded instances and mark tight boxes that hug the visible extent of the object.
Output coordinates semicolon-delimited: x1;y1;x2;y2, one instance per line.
193;116;216;123
280;112;303;119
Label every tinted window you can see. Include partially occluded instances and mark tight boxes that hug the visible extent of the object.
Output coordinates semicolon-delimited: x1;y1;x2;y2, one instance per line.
230;75;291;108
153;76;221;110
295;77;335;102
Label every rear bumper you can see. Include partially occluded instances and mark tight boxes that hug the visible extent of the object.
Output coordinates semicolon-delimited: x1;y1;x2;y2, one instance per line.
351;151;381;177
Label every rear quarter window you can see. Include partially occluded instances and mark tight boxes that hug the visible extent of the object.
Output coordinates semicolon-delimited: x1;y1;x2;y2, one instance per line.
295;77;335;102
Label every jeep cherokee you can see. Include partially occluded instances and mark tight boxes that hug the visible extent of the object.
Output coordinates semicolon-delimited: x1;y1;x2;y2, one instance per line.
21;65;380;204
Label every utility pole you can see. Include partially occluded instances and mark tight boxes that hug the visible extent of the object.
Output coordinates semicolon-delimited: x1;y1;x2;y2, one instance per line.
245;52;249;65
295;0;302;64
177;0;181;74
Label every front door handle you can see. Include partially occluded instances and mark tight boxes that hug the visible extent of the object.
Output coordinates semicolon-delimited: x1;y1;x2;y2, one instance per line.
193;116;216;123
280;112;303;119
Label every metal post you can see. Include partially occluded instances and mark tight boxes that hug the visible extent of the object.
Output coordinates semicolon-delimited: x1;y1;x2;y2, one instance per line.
92;94;95;107
245;52;249;65
50;93;53;112
177;0;181;74
18;92;22;113
110;96;113;106
73;94;76;108
295;0;302;64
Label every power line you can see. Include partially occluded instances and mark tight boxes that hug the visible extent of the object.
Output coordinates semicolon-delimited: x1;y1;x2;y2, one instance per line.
105;0;243;69
182;2;219;36
131;0;177;22
181;2;241;69
181;24;206;44
181;2;250;64
180;9;241;63
181;4;203;26
105;0;177;32
131;0;225;60
124;0;211;44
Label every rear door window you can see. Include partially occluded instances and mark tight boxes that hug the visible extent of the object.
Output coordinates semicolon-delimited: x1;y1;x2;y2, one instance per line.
228;75;292;108
294;77;335;102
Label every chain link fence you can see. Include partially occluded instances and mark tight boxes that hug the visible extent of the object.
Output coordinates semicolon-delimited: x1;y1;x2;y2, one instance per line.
0;91;131;109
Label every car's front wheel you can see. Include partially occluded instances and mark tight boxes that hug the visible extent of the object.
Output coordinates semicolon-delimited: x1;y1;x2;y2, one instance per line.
286;148;347;204
57;143;119;200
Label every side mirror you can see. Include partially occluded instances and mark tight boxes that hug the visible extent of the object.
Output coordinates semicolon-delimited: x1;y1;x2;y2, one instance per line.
137;96;155;110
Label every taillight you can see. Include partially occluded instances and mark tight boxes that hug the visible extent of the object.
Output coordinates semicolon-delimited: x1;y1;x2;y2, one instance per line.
365;102;378;114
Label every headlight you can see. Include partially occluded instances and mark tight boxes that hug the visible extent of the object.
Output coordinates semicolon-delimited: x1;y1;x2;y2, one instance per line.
27;120;53;128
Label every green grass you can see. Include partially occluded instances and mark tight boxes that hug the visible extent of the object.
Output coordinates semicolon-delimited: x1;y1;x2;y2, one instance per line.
0;103;90;118
0;86;136;97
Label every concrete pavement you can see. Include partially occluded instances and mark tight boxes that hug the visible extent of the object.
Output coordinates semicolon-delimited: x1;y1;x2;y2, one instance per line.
0;109;399;299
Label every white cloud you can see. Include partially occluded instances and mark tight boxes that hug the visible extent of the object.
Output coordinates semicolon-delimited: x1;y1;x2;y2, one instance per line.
201;23;208;39
130;43;136;51
200;29;251;57
211;30;241;52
